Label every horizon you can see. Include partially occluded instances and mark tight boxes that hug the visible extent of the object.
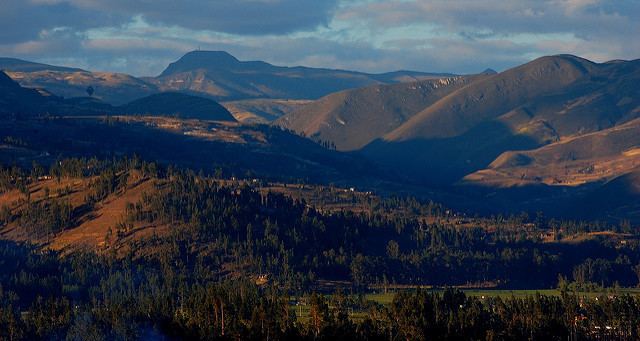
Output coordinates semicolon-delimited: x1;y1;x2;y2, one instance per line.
2;49;638;79
2;1;639;76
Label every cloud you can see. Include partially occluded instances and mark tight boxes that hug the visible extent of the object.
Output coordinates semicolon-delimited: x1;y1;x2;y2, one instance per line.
0;0;637;76
0;0;123;44
338;0;639;37
0;0;339;41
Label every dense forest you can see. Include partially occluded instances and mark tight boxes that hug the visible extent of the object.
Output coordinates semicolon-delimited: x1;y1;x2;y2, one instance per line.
1;240;640;340
0;157;639;339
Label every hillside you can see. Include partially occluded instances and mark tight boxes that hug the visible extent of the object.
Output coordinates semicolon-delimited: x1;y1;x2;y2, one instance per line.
120;92;236;121
0;57;83;72
359;55;640;184
0;71;59;116
150;50;453;101
2;52;452;105
464;118;640;187
6;70;158;105
222;98;311;124
275;75;486;150
0;72;237;121
0;114;381;189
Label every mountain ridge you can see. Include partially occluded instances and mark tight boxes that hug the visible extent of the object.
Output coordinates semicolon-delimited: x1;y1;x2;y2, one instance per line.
152;50;457;101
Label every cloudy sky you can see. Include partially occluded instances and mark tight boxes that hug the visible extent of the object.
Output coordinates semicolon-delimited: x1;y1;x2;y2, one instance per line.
1;0;638;76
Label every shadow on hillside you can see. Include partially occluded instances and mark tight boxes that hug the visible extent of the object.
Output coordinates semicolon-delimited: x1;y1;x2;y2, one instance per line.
360;120;542;186
452;173;640;224
358;120;640;223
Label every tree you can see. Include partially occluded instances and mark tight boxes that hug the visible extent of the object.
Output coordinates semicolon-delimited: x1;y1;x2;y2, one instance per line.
634;264;640;288
386;240;400;259
307;293;329;338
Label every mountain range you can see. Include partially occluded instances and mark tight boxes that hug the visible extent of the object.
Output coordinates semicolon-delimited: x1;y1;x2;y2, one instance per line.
1;51;639;222
150;51;454;101
0;51;451;106
0;70;235;121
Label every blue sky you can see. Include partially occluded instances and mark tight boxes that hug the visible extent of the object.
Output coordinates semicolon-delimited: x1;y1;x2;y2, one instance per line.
1;0;638;76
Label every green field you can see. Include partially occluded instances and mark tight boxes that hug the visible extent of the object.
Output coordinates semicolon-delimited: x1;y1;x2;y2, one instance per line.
367;287;640;304
292;288;640;321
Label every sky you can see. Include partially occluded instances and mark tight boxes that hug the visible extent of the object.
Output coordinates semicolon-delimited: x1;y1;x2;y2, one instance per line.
1;0;639;76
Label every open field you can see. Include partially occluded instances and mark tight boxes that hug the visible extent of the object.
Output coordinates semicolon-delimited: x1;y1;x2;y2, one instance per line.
367;287;640;303
291;288;640;322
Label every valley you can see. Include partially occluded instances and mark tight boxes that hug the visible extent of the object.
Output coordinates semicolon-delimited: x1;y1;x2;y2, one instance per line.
0;49;639;340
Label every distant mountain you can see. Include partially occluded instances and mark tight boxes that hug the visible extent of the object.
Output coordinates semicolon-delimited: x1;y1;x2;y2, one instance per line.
0;71;234;121
0;57;83;73
0;57;158;105
1;52;453;105
222;99;311;124
275;75;489;150
150;51;453;101
480;68;498;75
120;92;236;121
0;70;50;116
359;55;640;184
6;70;158;106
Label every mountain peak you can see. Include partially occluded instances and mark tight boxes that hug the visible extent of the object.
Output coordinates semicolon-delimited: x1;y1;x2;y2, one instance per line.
480;68;497;75
160;51;241;76
182;50;239;63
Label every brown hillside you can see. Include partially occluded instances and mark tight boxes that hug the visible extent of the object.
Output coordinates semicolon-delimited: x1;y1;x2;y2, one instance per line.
222;98;311;124
385;55;599;141
6;70;158;105
275;75;484;150
360;55;640;184
463;118;640;187
0;172;167;254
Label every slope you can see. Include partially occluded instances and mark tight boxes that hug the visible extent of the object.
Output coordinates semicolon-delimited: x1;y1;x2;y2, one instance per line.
361;55;640;184
6;70;158;105
464;118;640;187
0;57;83;72
151;50;453;101
0;71;57;116
120;92;236;121
275;75;485;150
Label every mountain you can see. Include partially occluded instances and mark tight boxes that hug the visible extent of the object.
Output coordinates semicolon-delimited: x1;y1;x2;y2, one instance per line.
0;71;48;115
120;92;236;121
464;117;640;188
275;75;488;150
222;98;311;124
273;54;640;220
0;57;83;72
359;55;640;184
0;71;234;121
1;57;158;105
1;52;453;105
151;50;453;101
6;70;158;105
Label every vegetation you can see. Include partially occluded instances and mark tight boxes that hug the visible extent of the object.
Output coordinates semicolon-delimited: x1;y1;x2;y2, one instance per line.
0;157;639;339
1;241;640;340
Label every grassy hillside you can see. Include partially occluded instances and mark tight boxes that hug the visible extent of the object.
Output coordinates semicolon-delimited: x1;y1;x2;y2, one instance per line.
356;55;640;185
275;75;484;150
120;92;236;121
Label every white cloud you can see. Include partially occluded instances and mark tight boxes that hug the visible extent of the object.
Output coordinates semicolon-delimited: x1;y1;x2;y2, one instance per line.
0;0;637;75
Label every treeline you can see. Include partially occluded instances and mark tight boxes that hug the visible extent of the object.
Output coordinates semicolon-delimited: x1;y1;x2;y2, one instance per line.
1;240;640;340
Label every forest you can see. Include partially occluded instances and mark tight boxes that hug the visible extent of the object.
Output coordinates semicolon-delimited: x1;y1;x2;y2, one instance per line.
0;157;639;340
